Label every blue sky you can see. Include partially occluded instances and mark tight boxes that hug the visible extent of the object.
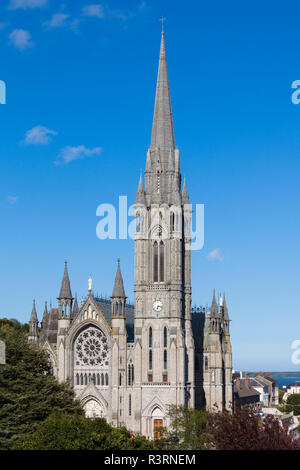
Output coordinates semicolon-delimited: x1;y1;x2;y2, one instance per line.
0;0;299;371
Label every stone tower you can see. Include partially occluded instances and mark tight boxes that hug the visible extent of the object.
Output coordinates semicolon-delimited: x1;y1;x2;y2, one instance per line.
202;290;233;410
110;259;127;427
132;30;195;435
28;299;38;342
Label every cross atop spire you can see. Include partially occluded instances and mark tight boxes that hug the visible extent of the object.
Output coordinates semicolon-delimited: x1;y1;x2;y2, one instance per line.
159;16;166;33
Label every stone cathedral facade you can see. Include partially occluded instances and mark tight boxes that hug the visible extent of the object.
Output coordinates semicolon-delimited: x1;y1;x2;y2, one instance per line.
28;31;233;438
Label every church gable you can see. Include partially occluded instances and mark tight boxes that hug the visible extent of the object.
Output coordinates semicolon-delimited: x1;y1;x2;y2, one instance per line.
71;295;111;335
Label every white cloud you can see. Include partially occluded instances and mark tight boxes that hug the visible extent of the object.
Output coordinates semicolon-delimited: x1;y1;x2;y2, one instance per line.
44;13;70;29
82;4;105;19
56;145;103;165
24;126;57;145
82;1;146;22
7;195;19;205
8;0;47;9
9;29;34;51
207;248;223;262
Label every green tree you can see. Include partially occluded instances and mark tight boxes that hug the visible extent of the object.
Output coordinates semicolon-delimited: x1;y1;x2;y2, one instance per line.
278;389;285;404
13;412;156;450
0;320;83;450
161;405;210;450
286;394;300;416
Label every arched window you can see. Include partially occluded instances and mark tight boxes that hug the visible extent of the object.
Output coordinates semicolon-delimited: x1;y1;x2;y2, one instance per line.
153;241;164;282
136;212;141;233
101;373;104;386
205;356;209;371
153;242;158;282
170;212;175;232
149;349;153;370
128;363;134;386
105;373;109;385
149;327;153;348
163;327;167;348
119;373;122;386
73;325;110;391
129;394;132;416
163;350;167;370
163;326;168;370
160;241;164;282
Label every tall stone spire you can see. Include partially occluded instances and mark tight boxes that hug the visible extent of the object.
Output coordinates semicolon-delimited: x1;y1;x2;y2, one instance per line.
72;293;79;316
150;30;175;153
41;301;48;329
112;259;126;298
182;178;190;204
111;259;126;318
58;261;73;300
29;299;38;342
210;288;219;317
144;29;181;205
135;174;146;205
58;261;73;317
222;292;229;320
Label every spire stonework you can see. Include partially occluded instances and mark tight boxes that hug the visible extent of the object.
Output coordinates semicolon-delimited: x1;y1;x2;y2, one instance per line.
28;299;38;342
57;261;73;317
145;30;181;205
111;259;126;317
41;301;48;330
72;293;79;317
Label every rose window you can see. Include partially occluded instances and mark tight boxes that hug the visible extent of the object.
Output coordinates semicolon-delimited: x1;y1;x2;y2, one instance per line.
75;327;108;367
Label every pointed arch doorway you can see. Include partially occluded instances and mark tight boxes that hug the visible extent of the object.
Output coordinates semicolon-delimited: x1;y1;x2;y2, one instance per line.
152;407;164;439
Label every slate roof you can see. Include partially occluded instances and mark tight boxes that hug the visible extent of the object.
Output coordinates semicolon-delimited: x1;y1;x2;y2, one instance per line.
287;381;300;388
234;380;260;398
94;297;134;342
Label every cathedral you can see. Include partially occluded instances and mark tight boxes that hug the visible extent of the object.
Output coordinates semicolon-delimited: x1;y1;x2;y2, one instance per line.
28;30;233;439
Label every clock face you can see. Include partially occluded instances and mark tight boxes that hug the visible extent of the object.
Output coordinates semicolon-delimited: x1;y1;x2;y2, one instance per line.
153;300;163;312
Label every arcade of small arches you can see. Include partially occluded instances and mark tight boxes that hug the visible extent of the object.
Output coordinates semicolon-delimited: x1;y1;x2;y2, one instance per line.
75;371;109;387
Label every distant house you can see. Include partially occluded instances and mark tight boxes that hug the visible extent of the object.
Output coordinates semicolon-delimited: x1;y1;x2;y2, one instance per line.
249;377;269;406
254;373;279;406
233;378;261;410
283;381;300;401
